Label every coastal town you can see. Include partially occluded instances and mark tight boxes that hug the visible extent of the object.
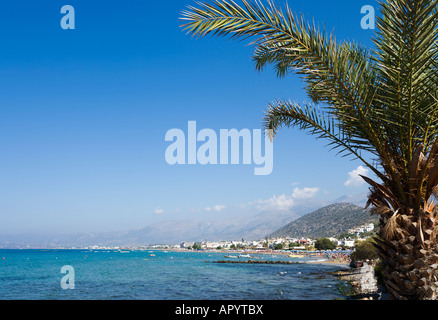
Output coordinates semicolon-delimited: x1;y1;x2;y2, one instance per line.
61;222;376;255
3;221;382;299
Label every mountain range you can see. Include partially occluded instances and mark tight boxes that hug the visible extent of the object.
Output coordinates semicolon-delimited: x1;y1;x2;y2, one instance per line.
0;193;370;248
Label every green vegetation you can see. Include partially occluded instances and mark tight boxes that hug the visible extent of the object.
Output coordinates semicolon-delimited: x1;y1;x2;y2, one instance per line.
288;242;301;249
314;238;337;250
374;261;387;287
350;238;379;262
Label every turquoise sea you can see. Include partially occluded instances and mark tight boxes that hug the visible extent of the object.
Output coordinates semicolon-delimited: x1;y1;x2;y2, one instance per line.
0;249;350;300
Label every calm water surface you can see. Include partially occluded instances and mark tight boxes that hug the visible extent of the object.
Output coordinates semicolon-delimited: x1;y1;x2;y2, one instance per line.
0;249;350;300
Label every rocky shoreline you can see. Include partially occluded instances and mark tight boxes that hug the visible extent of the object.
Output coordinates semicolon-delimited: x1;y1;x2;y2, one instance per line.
332;262;389;300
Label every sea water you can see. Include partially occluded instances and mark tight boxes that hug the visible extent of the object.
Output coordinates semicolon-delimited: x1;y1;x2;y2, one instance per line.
0;249;350;300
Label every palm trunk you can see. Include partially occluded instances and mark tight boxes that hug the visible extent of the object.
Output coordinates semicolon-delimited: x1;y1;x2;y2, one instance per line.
375;209;438;300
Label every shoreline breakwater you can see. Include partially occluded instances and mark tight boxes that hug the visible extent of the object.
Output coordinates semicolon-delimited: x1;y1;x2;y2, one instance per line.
333;262;388;300
211;260;301;265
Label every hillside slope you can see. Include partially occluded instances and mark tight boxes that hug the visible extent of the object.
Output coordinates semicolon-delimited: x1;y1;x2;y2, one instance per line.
270;203;377;238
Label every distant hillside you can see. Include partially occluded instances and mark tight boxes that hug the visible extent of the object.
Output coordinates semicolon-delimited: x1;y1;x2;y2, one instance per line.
270;203;377;239
0;194;370;248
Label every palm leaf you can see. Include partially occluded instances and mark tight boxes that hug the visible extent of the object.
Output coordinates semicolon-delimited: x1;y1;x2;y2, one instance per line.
181;0;438;206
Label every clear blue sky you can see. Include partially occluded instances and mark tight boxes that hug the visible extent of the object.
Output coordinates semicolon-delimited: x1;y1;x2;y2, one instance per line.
0;0;379;235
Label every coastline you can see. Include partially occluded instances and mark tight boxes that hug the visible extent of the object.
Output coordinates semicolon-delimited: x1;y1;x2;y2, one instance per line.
331;263;387;300
166;247;351;267
1;248;354;300
197;248;381;299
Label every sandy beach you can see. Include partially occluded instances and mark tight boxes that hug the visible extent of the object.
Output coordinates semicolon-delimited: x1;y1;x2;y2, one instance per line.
168;248;351;267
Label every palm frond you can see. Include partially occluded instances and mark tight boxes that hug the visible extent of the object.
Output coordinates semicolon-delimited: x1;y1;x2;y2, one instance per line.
181;0;438;208
263;100;386;182
373;0;438;165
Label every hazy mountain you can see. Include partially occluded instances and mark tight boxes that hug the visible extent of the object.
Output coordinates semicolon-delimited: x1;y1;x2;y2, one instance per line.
270;202;377;239
334;192;368;207
0;193;370;248
0;208;305;248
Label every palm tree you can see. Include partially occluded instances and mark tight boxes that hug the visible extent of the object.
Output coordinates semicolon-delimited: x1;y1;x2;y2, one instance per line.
180;0;438;300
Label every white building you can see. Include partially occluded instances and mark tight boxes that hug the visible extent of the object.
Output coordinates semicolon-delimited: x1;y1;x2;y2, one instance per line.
348;223;375;235
343;240;355;248
180;242;194;248
205;242;222;249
